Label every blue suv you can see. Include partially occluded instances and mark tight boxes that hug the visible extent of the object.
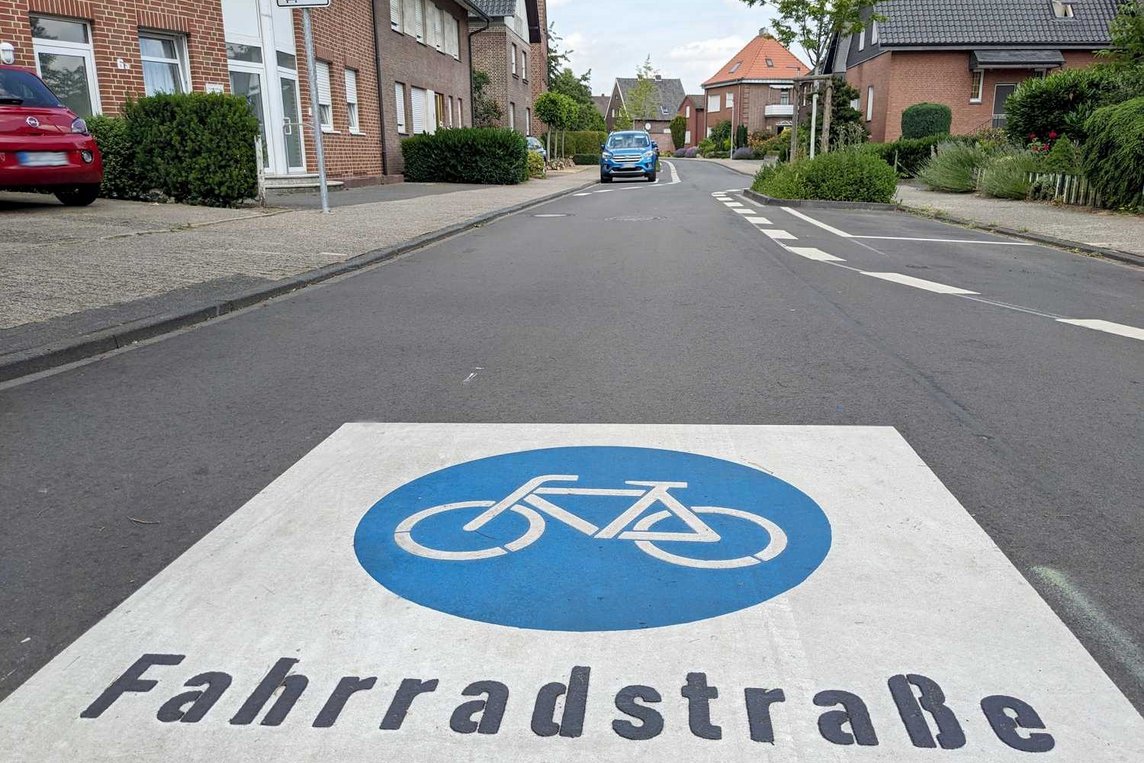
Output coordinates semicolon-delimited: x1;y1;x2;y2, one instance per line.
600;131;658;183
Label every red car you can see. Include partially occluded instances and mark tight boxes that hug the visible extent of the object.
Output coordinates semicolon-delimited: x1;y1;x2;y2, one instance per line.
1;63;103;206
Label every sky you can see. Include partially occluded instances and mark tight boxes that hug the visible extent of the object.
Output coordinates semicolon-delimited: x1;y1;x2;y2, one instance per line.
547;0;787;95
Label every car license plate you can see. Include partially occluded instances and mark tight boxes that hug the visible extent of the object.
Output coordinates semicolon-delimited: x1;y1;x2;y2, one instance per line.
17;151;70;167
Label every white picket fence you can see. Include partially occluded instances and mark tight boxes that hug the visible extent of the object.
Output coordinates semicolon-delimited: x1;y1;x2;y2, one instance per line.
1026;171;1103;208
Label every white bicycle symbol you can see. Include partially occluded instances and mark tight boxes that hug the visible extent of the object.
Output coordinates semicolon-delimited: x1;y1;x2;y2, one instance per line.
394;475;788;569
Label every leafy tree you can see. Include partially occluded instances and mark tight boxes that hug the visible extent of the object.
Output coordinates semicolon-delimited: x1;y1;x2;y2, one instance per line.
670;115;687;149
547;23;571;86
535;91;579;156
472;70;502;128
550;66;606;130
580;103;607;132
739;0;882;72
624;57;661;129
1098;0;1144;68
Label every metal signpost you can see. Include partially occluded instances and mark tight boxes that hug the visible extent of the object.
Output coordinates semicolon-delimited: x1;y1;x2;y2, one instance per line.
277;0;332;214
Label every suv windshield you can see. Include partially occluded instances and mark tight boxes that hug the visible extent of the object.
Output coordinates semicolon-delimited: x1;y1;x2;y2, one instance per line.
607;134;650;150
0;69;61;108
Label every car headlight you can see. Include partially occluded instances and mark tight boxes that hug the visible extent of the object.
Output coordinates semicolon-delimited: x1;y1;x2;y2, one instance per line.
80;150;94;164
602;151;612;160
71;118;89;135
643;150;656;160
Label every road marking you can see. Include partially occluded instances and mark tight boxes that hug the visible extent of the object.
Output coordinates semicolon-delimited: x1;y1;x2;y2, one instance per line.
723;202;744;208
786;247;845;262
762;229;797;240
732;208;754;215
851;235;1034;246
573;193;592;197
3;424;1142;758
743;216;771;225
780;207;854;237
1057;319;1144;342
861;272;979;295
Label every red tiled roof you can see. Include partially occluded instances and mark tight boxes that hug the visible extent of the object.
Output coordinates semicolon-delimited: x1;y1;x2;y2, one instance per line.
702;34;809;87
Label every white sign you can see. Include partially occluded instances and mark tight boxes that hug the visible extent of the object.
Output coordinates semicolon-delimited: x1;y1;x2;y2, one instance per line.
1;424;1141;760
276;0;330;7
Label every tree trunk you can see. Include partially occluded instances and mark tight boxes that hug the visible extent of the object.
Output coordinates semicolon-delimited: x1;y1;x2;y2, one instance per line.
789;83;801;162
820;80;833;155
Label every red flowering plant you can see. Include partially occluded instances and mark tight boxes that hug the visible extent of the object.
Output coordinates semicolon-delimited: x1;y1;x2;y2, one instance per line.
1026;131;1058;156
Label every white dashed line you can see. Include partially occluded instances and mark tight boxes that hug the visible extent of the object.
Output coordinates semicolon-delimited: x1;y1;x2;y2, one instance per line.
1057;319;1144;342
573;193;592;197
723;202;745;208
732;208;754;215
744;217;771;225
861;272;979;295
762;230;797;240
786;247;845;262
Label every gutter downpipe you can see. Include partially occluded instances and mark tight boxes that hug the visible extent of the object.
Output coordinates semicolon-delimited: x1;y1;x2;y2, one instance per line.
467;3;491;127
370;0;390;176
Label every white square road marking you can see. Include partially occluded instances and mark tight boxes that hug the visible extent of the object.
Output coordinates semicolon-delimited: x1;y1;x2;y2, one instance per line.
787;247;845;262
743;217;771;225
1;424;1141;761
762;229;797;240
732;208;754;215
862;272;979;295
1058;319;1144;342
723;202;745;208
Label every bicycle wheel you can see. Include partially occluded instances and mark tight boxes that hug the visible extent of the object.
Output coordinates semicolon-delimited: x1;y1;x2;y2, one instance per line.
632;506;788;569
394;501;545;561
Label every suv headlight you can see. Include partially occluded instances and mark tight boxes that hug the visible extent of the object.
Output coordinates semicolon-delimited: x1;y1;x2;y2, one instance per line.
71;118;89;135
602;151;612;160
643;150;656;160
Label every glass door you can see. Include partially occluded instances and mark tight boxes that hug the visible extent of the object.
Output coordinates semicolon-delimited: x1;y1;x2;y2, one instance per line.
279;73;305;172
992;83;1016;129
229;68;270;168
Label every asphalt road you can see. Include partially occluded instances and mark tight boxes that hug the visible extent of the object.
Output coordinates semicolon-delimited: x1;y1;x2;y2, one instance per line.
1;159;1141;716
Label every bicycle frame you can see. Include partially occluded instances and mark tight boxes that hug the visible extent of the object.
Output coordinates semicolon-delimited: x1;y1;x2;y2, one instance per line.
462;475;722;543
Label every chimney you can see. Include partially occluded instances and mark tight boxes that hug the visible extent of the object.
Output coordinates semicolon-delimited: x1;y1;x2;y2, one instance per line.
655;74;662;81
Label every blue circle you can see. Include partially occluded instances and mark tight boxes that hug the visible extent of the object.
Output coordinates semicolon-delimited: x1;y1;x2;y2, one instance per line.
354;447;831;631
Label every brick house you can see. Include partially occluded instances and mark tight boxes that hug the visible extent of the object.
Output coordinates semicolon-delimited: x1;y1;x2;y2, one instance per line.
676;94;704;147
702;30;808;139
825;0;1119;143
467;0;546;136
604;74;686;152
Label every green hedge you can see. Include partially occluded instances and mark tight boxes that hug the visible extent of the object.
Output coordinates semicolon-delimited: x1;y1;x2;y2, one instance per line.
87;115;143;200
123;93;259;207
402;128;528;184
901;103;952;139
542;130;607;157
1005;65;1144;143
1081;97;1144;209
527;151;546;179
572;154;600;165
753;149;898;203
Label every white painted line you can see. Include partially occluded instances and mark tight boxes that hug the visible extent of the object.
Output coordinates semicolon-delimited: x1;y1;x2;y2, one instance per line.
861;272;979;295
573;193;592;197
780;207;854;237
732;208;754;215
743;216;771;225
712;193;727;198
762;229;797;240
1057;319;1144;342
851;235;1034;246
666;161;680;185
723;202;745;208
3;424;1142;758
786;247;846;262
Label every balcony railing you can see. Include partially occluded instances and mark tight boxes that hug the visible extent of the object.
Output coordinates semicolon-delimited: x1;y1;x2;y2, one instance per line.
765;104;794;118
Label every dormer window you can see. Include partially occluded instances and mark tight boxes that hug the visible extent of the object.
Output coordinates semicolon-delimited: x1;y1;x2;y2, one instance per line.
1051;0;1075;18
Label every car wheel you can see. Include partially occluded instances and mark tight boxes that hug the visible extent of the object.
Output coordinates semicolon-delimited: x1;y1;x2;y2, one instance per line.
55;184;100;207
600;174;613;184
647;171;657;183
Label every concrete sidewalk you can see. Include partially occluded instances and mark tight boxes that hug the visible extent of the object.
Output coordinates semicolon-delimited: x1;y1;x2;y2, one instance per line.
689;157;771;178
896;183;1144;261
0;168;593;375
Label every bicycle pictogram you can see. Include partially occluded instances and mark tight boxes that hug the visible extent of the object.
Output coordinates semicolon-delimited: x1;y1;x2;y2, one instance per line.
394;474;788;569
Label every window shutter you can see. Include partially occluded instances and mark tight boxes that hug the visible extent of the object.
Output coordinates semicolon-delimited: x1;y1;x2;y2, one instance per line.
426;89;437;134
316;61;332;106
411;87;426;133
433;7;443;51
414;0;424;42
395;83;407;132
345;69;358;104
402;0;416;36
390;0;401;30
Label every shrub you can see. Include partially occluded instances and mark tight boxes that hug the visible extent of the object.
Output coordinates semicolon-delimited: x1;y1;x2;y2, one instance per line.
752;161;808;199
697;138;716;157
978;152;1040;199
710;120;732;143
1081;97;1144;209
917;142;990;192
402;128;528;184
685;147;698;158
527;151;546;179
901;102;953;139
673;148;688;158
735;124;749;148
122;93;259;207
86;115;145;200
732;147;756;160
801;150;899;203
669;115;687;150
572;153;600;165
1043;137;1081;173
1006;65;1144;143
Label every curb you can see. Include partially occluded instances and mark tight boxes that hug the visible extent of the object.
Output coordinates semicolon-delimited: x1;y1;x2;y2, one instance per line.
895;204;1144;268
744;189;896;211
0;177;598;383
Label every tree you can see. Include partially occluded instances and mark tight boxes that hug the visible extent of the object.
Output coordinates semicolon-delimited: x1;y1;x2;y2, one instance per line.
472;70;502;128
739;0;881;72
551;66;605;130
1099;0;1144;68
547;23;572;86
624;57;661;130
535;91;578;157
670;115;687;149
580;103;606;132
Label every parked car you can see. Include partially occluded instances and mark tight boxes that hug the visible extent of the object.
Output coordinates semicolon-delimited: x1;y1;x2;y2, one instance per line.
526;136;547;162
600;131;658;183
0;63;103;206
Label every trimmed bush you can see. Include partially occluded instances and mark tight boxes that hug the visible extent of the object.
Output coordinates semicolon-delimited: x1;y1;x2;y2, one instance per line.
753;150;898;203
670;115;687;150
572;153;600;165
752;161;808;199
123;93;259;207
732;147;756;160
402;128;528;184
978;152;1040;199
673;148;687;157
87;115;145;200
901;102;952;139
917;142;990;192
1043;137;1081;173
527;151;546;179
1006;66;1144;143
685;147;698;158
1081;97;1144;209
542;130;607;157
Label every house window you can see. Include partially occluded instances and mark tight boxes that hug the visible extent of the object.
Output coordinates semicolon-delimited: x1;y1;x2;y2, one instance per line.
765;58;774;67
447;14;460;58
858;28;865;51
1051;1;1075;18
413;0;425;43
526;107;532;132
970;70;984;103
447;95;454;127
456;98;463;126
315;60;333;130
522;49;528;81
139;33;188;96
345;68;360;132
866;85;874;121
726;92;734;109
509;101;516;130
433;6;444;51
395;82;408;133
780;90;790;105
685;105;691;118
729;61;742;74
30;16;100;117
708;94;720;112
435;92;445;128
390;0;402;31
411;86;427;133
871;21;879;44
512;44;518;76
